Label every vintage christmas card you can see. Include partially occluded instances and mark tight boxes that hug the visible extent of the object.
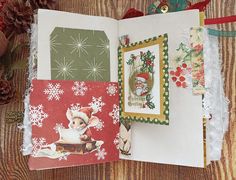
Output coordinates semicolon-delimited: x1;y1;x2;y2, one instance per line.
118;34;169;124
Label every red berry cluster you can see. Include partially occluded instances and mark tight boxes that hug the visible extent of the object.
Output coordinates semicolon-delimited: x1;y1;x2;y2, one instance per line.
170;63;188;88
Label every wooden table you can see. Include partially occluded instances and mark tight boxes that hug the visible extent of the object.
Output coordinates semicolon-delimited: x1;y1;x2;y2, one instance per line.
0;0;235;179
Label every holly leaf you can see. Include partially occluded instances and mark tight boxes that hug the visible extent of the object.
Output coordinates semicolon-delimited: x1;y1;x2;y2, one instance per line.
147;50;151;57
147;102;155;109
146;94;152;101
148;66;153;73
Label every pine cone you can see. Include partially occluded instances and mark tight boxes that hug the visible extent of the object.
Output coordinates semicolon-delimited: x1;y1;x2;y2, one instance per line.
29;0;57;10
0;79;16;105
1;0;33;38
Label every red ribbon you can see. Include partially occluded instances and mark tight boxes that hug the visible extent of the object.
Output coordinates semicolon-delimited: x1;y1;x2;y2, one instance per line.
122;1;236;25
205;15;236;25
122;8;144;19
187;0;210;11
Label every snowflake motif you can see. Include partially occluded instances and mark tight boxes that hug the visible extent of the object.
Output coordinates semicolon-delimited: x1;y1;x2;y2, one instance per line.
106;84;117;96
70;103;81;111
29;105;48;127
96;38;109;56
44;83;64;101
51;58;77;80
83;58;106;81
32;137;47;156
53;123;65;133
95;148;107;160
89;96;105;112
58;152;70;161
72;81;88;96
113;133;119;149
68;34;91;57
50;34;61;53
94;119;104;131
109;104;119;124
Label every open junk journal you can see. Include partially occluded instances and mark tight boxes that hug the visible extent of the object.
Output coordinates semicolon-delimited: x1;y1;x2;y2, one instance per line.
22;9;229;170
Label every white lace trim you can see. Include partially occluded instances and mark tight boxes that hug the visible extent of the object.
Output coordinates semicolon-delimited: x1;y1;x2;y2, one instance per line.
21;22;38;155
203;27;229;161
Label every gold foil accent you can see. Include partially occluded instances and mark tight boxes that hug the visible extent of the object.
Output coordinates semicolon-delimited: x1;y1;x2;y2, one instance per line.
199;12;205;26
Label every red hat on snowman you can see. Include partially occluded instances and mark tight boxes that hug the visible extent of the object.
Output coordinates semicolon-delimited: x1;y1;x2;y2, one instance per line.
67;106;98;124
135;72;149;82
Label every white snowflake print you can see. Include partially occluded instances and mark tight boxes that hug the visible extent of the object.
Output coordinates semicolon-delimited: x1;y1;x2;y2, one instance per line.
70;103;81;111
72;81;88;96
29;105;48;127
53;123;65;133
32;137;47;156
94;119;104;131
95;148;107;160
58;152;70;161
109;104;119;124
89;96;105;112
44;83;64;101
113;133;119;149
106;84;118;96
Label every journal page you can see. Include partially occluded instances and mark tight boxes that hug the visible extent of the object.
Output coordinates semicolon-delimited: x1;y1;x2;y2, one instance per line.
118;10;205;167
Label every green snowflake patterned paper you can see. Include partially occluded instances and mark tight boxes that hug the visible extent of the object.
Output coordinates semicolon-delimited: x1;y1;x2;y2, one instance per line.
50;27;110;81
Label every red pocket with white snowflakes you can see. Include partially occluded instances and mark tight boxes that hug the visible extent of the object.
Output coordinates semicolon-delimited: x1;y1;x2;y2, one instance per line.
28;80;119;170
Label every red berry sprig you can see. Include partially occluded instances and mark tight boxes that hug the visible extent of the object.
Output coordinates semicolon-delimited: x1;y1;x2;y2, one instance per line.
170;63;188;88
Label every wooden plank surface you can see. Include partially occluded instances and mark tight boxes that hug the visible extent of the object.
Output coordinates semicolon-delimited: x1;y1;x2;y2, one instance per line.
0;0;235;179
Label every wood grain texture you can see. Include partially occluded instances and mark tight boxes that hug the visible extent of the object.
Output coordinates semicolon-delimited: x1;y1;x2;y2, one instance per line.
0;0;235;179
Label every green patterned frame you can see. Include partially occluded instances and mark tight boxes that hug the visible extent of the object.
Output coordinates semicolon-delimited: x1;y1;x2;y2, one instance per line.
118;34;169;125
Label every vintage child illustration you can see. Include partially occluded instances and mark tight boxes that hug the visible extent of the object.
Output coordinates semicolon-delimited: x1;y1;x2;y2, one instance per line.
118;35;169;124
